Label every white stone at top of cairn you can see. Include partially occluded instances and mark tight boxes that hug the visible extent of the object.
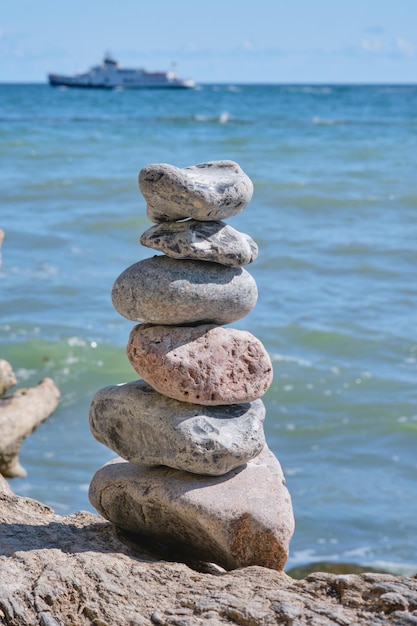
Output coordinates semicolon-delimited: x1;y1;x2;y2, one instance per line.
138;160;254;223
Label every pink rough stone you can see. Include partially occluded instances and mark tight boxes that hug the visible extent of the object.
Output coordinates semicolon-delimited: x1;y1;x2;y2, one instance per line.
126;323;273;405
89;446;295;571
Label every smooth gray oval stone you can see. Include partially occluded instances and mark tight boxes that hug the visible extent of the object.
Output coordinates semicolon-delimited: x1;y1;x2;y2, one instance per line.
111;255;258;325
89;380;266;476
140;220;258;267
127;323;273;405
138;160;254;223
89;446;295;571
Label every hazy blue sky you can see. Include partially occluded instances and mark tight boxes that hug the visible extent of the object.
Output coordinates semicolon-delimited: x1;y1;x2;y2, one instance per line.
2;0;417;83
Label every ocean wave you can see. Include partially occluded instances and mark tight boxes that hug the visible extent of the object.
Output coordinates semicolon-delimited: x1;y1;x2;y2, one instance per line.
1;111;416;130
270;353;312;367
283;86;334;95
312;117;346;126
4;263;59;279
311;116;416;127
286;551;417;576
193;112;232;124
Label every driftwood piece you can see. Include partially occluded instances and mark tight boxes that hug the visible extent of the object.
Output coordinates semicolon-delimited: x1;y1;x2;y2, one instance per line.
0;359;17;396
0;377;60;478
0;485;416;626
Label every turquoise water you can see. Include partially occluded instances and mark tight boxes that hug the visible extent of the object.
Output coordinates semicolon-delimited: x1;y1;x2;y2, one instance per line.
1;83;417;574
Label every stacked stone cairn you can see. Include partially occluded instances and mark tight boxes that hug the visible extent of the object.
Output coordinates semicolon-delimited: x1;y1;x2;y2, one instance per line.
89;160;295;571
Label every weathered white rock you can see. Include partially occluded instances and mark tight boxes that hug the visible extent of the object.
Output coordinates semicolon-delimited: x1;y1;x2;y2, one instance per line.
89;446;294;571
0;377;60;478
139;160;254;223
111;255;257;326
0;359;16;396
89;379;266;476
140;219;258;267
126;323;273;405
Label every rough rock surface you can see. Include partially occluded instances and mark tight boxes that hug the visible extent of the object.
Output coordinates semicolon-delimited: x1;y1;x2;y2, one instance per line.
0;359;16;396
126;323;273;405
140;219;258;267
1;481;416;626
0;377;60;478
112;255;258;326
139;160;254;223
89;446;294;571
89;379;266;475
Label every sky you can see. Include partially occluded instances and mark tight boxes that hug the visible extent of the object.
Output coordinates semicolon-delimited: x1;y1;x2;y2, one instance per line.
1;0;417;84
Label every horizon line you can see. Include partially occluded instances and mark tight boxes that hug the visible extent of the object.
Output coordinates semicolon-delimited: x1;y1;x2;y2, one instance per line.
1;80;417;87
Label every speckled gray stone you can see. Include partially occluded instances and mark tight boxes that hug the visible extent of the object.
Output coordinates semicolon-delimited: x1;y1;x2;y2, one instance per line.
89;380;266;476
140;220;258;267
139;160;254;223
111;255;257;326
126;323;273;405
88;446;295;571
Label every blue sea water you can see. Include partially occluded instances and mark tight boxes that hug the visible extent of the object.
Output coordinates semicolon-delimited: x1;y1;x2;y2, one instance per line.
0;82;416;574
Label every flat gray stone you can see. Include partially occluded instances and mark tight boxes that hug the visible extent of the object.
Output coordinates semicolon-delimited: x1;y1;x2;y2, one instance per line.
111;255;257;326
89;380;266;476
88;446;295;571
140;220;258;267
127;323;273;405
139;160;253;223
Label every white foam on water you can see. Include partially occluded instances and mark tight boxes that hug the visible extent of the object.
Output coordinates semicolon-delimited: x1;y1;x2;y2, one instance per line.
67;337;87;347
14;367;37;381
270;353;312;367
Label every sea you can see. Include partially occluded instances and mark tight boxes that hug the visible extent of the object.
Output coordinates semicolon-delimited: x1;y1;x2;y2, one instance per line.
0;82;416;576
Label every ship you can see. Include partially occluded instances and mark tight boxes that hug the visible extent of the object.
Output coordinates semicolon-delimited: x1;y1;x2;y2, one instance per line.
48;54;196;89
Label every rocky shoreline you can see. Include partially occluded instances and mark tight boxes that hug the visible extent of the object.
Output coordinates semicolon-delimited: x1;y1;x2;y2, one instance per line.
1;475;416;626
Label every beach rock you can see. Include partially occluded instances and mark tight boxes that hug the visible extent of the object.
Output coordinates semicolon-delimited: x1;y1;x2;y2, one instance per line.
0;377;60;478
127;323;273;405
140;219;258;267
139;160;254;223
1;486;417;626
0;473;13;495
111;255;257;325
89;379;266;476
89;446;294;571
0;359;16;396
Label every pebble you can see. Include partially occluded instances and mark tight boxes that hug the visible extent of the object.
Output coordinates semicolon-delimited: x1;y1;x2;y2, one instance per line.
139;161;253;223
89;380;266;476
140;220;258;267
88;446;295;571
126;323;273;405
111;255;257;325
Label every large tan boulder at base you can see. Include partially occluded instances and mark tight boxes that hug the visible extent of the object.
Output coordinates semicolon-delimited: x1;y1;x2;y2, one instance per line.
89;446;294;572
1;483;417;625
126;323;273;405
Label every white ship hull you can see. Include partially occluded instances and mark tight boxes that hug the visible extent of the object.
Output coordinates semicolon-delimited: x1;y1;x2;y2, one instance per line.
48;55;195;90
